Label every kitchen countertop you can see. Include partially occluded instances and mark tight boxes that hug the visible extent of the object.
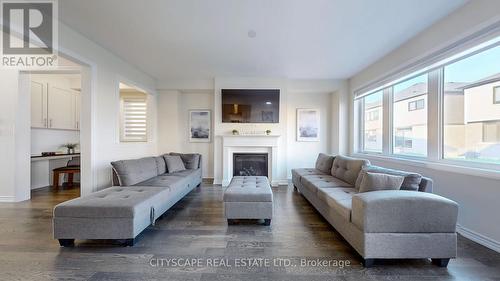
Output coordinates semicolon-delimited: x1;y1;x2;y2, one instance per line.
31;153;80;161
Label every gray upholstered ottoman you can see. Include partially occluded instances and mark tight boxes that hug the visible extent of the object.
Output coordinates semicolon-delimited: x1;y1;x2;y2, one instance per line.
223;176;273;225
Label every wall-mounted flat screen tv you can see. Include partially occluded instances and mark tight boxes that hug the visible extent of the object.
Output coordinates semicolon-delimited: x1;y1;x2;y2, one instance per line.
221;89;280;123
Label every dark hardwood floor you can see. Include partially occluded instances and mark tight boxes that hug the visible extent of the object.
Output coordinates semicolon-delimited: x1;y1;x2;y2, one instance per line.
0;184;499;280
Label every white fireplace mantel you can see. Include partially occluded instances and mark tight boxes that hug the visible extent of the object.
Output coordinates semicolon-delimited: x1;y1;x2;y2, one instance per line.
220;135;280;187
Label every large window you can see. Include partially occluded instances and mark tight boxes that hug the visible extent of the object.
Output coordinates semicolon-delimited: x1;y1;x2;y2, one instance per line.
362;91;383;152
393;74;428;157
443;45;500;164
355;37;500;168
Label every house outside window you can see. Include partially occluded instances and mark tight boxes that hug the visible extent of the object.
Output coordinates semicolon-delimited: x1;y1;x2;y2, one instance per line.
366;110;379;121
494;86;500;104
395;128;413;149
365;129;378;142
408;98;425;111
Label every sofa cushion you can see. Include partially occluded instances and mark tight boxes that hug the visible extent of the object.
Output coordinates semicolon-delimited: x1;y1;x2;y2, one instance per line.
358;172;404;193
355;165;422;191
301;174;352;192
111;157;158;186
164;155;186;173
317;187;355;202
292;168;326;180
136;169;201;192
170;153;201;169
321;188;355;221
54;186;167;218
330;155;370;185
315;153;335;174
155;156;167;175
301;175;347;194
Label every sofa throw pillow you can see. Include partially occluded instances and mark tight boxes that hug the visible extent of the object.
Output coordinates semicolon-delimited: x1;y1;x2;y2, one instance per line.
315;153;335;174
164;155;186;173
155;156;167;175
170;152;200;169
358;172;404;193
355;165;422;191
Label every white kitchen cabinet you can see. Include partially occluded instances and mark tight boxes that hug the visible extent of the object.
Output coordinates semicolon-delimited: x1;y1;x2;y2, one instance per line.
31;81;80;131
31;81;47;128
47;85;77;130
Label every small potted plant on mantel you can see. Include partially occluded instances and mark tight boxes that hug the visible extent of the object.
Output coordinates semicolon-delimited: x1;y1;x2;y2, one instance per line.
265;129;272;135
61;143;79;154
232;129;239;135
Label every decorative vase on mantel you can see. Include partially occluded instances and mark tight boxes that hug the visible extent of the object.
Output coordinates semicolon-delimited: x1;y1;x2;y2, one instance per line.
266;129;271;135
232;129;239;135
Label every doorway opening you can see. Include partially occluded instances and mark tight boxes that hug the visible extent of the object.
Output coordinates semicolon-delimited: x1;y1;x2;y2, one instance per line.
30;72;82;197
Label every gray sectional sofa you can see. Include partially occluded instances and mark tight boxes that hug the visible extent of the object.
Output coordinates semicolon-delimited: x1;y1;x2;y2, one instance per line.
292;154;458;267
53;153;202;247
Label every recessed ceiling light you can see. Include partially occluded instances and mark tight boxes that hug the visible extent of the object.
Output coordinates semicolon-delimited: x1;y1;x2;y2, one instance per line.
265;101;272;105
248;30;256;38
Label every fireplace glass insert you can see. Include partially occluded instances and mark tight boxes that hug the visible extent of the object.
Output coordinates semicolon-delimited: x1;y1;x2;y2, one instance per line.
233;153;268;177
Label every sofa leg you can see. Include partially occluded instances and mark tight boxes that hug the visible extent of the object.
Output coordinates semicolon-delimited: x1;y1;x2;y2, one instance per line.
264;219;271;226
58;239;74;247
432;258;450;267
123;238;135;247
227;219;235;225
362;258;375;268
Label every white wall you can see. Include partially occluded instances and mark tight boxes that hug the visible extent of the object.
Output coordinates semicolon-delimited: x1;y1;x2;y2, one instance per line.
58;22;159;193
157;78;346;183
31;129;80;155
213;77;289;184
157;90;214;178
348;0;500;250
286;90;332;178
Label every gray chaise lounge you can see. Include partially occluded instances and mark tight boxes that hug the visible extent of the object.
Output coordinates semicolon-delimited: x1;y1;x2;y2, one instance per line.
292;154;458;267
53;153;202;247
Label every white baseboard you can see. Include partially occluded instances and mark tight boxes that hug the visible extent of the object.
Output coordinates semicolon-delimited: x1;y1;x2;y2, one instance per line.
276;179;289;186
0;196;16;202
457;224;500;253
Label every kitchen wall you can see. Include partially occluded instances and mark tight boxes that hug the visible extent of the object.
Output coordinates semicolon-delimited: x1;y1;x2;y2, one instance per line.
31;129;80;155
348;0;500;251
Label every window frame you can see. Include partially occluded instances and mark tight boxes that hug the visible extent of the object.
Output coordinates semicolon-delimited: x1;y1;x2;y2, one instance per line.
354;37;500;172
407;98;425;111
494;86;500;104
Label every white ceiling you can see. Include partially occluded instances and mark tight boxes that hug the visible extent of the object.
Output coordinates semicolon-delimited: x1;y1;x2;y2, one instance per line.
59;0;467;81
